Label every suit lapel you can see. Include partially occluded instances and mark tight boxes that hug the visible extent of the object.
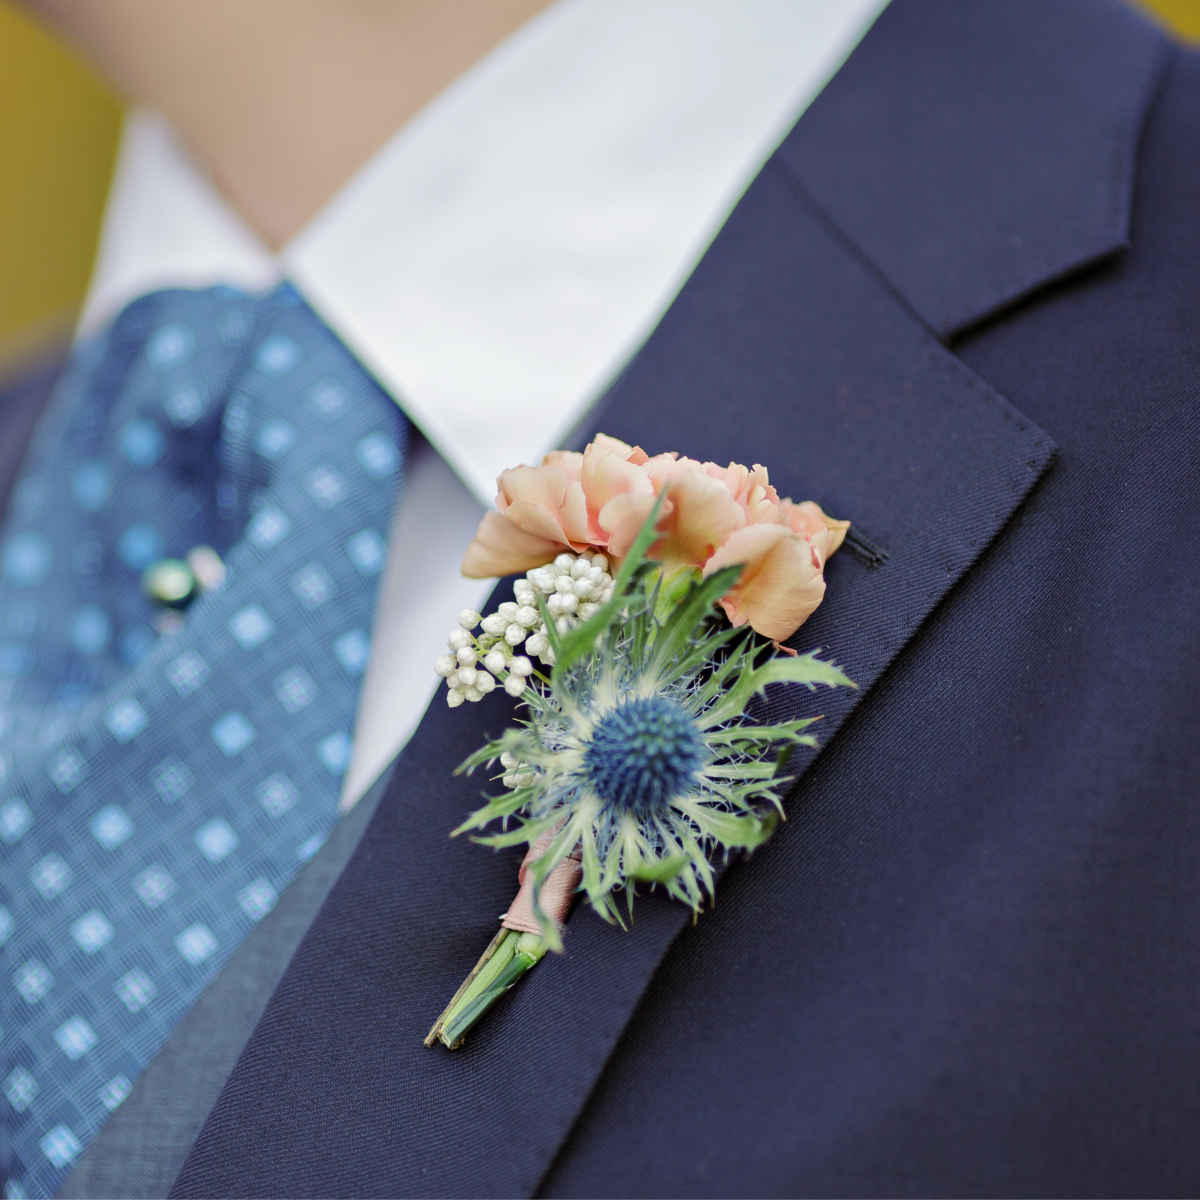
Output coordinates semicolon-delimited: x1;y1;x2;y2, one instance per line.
582;160;1054;782
774;0;1170;339
170;3;1169;1197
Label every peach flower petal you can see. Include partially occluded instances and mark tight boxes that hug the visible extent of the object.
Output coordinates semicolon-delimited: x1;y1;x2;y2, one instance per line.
588;432;648;466
742;472;783;524
656;469;746;570
497;465;567;515
643;452;682;491
784;499;851;566
560;480;590;546
581;441;654;542
462;511;568;578
459;435;848;643
598;491;662;560
502;499;576;546
540;450;583;483
491;463;592;551
704;523;825;642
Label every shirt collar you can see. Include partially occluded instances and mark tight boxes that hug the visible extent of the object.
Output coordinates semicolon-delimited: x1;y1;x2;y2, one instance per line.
81;0;888;505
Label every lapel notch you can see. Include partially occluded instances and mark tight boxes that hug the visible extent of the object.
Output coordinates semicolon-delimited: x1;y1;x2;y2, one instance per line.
775;0;1172;339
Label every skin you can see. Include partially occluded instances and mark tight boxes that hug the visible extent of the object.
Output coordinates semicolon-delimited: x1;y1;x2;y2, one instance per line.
19;0;556;247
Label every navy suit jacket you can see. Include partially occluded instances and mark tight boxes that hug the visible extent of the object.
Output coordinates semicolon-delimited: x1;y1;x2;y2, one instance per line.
5;1;1198;1195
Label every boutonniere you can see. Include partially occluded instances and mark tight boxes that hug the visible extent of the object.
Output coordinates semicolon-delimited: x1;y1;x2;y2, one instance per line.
425;435;854;1049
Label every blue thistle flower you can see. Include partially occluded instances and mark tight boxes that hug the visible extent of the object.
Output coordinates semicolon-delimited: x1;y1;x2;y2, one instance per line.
455;500;854;948
584;695;704;817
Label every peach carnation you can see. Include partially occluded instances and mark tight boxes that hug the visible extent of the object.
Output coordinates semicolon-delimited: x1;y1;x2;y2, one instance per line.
461;434;848;643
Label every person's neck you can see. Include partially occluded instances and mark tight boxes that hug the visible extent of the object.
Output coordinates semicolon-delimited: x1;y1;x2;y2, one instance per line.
20;0;557;247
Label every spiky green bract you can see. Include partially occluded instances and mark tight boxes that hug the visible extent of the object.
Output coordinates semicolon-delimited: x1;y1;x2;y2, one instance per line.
454;499;855;949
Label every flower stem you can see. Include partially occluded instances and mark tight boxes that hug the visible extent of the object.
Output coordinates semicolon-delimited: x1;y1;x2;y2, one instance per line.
425;928;548;1049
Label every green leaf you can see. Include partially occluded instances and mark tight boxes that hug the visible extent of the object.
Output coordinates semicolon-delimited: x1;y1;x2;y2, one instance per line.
701;760;782;781
645;565;742;681
597;826;627;898
579;823;604;899
630;851;690;883
672;800;779;850
456;744;504;775
456;727;540;776
451;786;533;835
474;810;565;849
699;649;855;728
690;636;763;712
774;742;800;776
653;565;701;624
702;718;821;745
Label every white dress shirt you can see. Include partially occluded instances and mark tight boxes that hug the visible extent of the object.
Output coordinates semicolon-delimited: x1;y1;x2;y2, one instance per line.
78;0;888;808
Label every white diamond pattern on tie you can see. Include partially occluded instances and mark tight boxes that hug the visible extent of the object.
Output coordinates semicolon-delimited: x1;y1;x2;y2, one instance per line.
0;286;405;1198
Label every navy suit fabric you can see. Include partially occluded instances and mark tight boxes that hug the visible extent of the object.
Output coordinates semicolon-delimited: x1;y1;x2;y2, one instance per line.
152;1;1200;1195
548;51;1200;1200
776;0;1169;338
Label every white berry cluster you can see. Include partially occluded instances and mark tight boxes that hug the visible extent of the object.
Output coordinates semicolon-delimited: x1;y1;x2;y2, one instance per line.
518;550;614;661
434;550;614;707
498;750;535;790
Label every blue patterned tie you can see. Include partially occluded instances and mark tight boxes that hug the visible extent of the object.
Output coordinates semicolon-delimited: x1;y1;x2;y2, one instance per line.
0;285;406;1199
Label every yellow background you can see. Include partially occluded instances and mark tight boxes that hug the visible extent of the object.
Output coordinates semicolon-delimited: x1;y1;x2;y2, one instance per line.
0;0;1197;374
0;4;120;372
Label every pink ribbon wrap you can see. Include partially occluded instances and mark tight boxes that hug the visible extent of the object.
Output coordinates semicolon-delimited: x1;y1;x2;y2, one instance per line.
501;829;583;936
